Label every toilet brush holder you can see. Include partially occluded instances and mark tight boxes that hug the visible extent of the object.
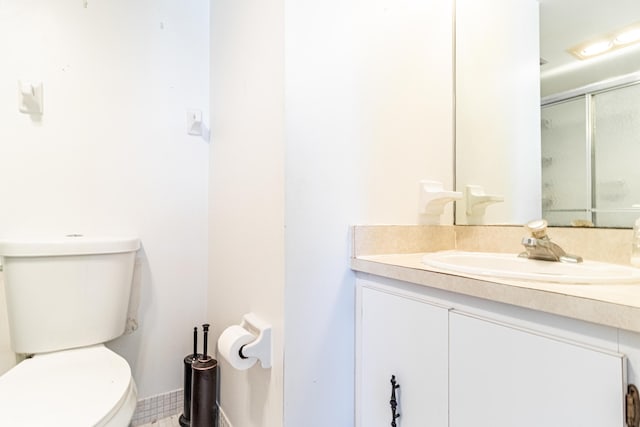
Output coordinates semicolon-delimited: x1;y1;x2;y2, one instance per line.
179;327;202;427
179;353;202;427
191;323;219;427
191;357;218;427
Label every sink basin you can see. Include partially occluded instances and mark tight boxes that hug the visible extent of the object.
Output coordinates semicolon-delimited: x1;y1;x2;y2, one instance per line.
421;251;640;284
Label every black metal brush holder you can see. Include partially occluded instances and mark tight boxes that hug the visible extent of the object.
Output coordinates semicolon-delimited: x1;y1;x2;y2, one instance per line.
181;323;218;427
179;352;202;427
191;356;218;427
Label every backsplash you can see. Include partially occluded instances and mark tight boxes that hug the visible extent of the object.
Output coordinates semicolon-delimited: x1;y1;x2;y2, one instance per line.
352;225;455;256
353;225;634;265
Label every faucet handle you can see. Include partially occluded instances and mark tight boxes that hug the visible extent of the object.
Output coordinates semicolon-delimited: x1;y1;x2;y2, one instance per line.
525;219;548;239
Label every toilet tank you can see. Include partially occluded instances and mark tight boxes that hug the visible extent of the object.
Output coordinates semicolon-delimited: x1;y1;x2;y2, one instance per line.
0;236;140;354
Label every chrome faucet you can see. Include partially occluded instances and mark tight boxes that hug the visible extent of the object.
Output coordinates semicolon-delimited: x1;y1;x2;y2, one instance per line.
519;219;583;263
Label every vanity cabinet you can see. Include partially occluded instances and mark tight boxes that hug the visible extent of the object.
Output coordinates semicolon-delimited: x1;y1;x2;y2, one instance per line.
357;286;449;427
356;277;628;427
449;312;625;426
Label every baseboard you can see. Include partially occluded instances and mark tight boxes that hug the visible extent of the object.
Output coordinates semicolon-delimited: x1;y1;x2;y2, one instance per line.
218;405;233;427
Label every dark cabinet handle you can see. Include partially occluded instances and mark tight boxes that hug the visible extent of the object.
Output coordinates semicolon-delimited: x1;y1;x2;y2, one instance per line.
390;375;400;426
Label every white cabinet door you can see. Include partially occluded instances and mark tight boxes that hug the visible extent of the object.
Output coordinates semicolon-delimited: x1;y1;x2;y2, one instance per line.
358;286;449;427
449;312;626;427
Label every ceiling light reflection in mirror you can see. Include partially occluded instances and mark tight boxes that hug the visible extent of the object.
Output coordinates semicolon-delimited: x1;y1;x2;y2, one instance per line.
569;22;640;60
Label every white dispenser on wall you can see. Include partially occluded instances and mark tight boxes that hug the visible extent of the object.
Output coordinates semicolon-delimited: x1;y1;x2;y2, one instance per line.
419;180;462;225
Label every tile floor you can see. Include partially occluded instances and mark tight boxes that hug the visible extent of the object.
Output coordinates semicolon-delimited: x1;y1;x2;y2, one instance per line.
137;414;181;427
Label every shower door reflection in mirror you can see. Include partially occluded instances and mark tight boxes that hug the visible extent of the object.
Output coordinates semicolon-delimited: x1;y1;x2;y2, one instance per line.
541;97;590;226
542;81;640;228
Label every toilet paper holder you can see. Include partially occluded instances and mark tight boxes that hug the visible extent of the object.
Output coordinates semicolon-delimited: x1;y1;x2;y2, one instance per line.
237;313;272;369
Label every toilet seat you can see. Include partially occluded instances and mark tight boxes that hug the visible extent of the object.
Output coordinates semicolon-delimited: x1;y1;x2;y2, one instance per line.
0;344;136;427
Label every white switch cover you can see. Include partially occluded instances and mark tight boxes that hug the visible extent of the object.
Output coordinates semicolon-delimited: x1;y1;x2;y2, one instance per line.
187;109;203;135
18;81;43;115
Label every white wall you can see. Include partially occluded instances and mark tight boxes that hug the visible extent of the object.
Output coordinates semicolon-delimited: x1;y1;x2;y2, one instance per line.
208;0;285;426
285;0;454;426
210;0;453;426
0;0;210;399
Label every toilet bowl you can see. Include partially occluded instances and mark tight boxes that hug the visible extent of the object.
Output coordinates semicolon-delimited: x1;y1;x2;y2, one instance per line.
0;236;141;427
0;345;136;426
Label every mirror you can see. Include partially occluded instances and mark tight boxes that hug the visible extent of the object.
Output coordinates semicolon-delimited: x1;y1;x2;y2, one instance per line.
540;0;640;228
456;0;640;228
455;0;540;226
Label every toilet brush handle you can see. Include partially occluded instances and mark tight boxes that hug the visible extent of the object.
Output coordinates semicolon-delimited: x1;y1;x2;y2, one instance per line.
202;323;210;359
193;327;198;357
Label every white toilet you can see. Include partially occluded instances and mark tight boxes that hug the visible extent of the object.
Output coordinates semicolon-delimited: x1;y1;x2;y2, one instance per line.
0;235;141;426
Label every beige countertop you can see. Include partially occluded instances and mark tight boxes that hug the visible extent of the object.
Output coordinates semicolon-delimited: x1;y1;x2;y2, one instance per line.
351;225;640;333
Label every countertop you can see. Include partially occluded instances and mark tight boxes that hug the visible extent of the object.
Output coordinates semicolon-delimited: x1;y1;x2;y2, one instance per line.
352;252;640;333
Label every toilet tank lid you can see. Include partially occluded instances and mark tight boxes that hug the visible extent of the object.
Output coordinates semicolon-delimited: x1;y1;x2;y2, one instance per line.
0;235;140;257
